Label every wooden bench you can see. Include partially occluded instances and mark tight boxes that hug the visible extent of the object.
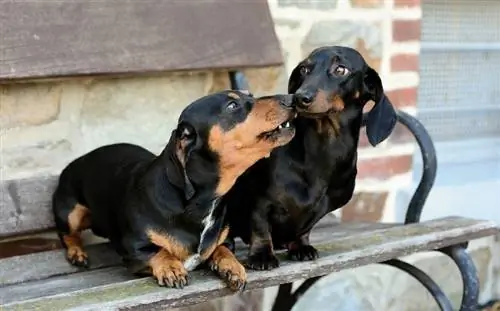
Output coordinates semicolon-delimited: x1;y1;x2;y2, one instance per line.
1;1;498;311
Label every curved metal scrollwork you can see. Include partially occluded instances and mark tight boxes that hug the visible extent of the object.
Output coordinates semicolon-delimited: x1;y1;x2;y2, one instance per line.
362;110;438;224
381;259;454;311
440;245;480;311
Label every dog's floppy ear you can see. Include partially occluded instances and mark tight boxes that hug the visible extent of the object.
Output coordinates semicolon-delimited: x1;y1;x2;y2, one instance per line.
363;66;397;147
165;123;197;200
288;63;305;94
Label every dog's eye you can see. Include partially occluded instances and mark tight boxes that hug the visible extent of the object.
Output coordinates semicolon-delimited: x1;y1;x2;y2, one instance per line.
225;101;239;111
300;66;310;76
332;65;350;76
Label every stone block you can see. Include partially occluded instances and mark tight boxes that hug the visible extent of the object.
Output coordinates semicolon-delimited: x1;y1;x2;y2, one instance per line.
351;0;384;8
208;67;287;96
171;288;264;311
244;67;288;95
386;247;492;310
303;20;383;71
0;83;62;129
80;73;209;154
1;139;74;179
277;0;339;10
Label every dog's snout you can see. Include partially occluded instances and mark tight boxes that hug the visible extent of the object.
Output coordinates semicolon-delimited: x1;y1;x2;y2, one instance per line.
279;95;295;109
295;90;315;107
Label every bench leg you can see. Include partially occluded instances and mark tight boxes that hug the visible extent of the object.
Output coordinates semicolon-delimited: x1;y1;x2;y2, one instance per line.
440;244;480;311
271;277;324;311
383;244;479;311
382;259;454;311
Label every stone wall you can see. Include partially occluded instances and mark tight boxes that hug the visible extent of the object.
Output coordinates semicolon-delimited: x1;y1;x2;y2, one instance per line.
0;68;285;181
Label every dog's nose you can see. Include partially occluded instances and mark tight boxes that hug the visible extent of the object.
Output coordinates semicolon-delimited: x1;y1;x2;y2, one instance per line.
280;95;295;108
295;90;314;107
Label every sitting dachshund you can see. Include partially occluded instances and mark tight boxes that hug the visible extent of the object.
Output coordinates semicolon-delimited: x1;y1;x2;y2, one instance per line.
52;90;297;289
224;46;397;270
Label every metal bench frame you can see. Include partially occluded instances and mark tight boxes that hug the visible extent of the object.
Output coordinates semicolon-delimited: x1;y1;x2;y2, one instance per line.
229;71;478;311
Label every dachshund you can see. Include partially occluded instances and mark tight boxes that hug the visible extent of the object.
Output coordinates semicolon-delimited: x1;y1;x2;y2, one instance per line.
224;46;397;270
52;90;297;289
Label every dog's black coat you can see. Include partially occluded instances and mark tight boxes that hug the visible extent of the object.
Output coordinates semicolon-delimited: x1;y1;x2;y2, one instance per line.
224;46;397;270
52;90;297;289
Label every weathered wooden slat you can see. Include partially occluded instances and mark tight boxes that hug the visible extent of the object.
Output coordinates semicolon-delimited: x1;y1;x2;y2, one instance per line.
0;215;378;287
0;0;282;81
0;175;58;237
0;267;131;305
0;243;121;287
0;216;497;310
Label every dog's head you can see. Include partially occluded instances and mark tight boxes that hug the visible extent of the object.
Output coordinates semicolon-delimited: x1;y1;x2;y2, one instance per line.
166;90;296;200
288;46;397;146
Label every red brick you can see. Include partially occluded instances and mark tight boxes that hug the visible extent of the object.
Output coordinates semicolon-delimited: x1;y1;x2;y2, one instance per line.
356;39;382;72
341;191;388;222
393;20;421;42
391;54;419;72
395;0;420;7
0;237;62;259
357;88;416;147
388;123;414;145
358;131;370;148
386;87;418;108
357;154;412;180
358;122;414;147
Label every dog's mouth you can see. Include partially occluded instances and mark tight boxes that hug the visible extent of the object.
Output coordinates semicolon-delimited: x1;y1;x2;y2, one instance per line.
297;110;326;118
259;114;297;141
297;108;338;118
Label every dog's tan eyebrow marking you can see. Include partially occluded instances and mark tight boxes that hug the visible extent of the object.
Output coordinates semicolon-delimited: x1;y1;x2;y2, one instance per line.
227;92;240;99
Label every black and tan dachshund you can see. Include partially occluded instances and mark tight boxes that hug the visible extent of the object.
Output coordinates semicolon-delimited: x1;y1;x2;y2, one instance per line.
224;46;397;270
52;90;297;290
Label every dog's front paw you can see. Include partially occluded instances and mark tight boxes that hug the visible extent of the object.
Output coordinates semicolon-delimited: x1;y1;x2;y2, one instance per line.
247;248;280;271
151;259;189;289
210;255;247;292
287;243;318;261
66;246;89;268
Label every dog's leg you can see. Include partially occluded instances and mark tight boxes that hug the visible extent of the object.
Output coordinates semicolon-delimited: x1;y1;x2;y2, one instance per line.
247;212;280;270
148;249;189;288
287;232;319;261
54;198;91;268
209;245;247;291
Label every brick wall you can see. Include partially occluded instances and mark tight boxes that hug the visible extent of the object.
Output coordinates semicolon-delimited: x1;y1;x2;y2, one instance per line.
268;0;422;223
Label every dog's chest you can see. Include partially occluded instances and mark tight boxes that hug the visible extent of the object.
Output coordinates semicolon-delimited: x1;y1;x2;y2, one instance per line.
269;178;329;235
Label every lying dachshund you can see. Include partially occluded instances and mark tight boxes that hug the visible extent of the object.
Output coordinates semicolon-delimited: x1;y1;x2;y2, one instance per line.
52;90;297;289
224;46;397;270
